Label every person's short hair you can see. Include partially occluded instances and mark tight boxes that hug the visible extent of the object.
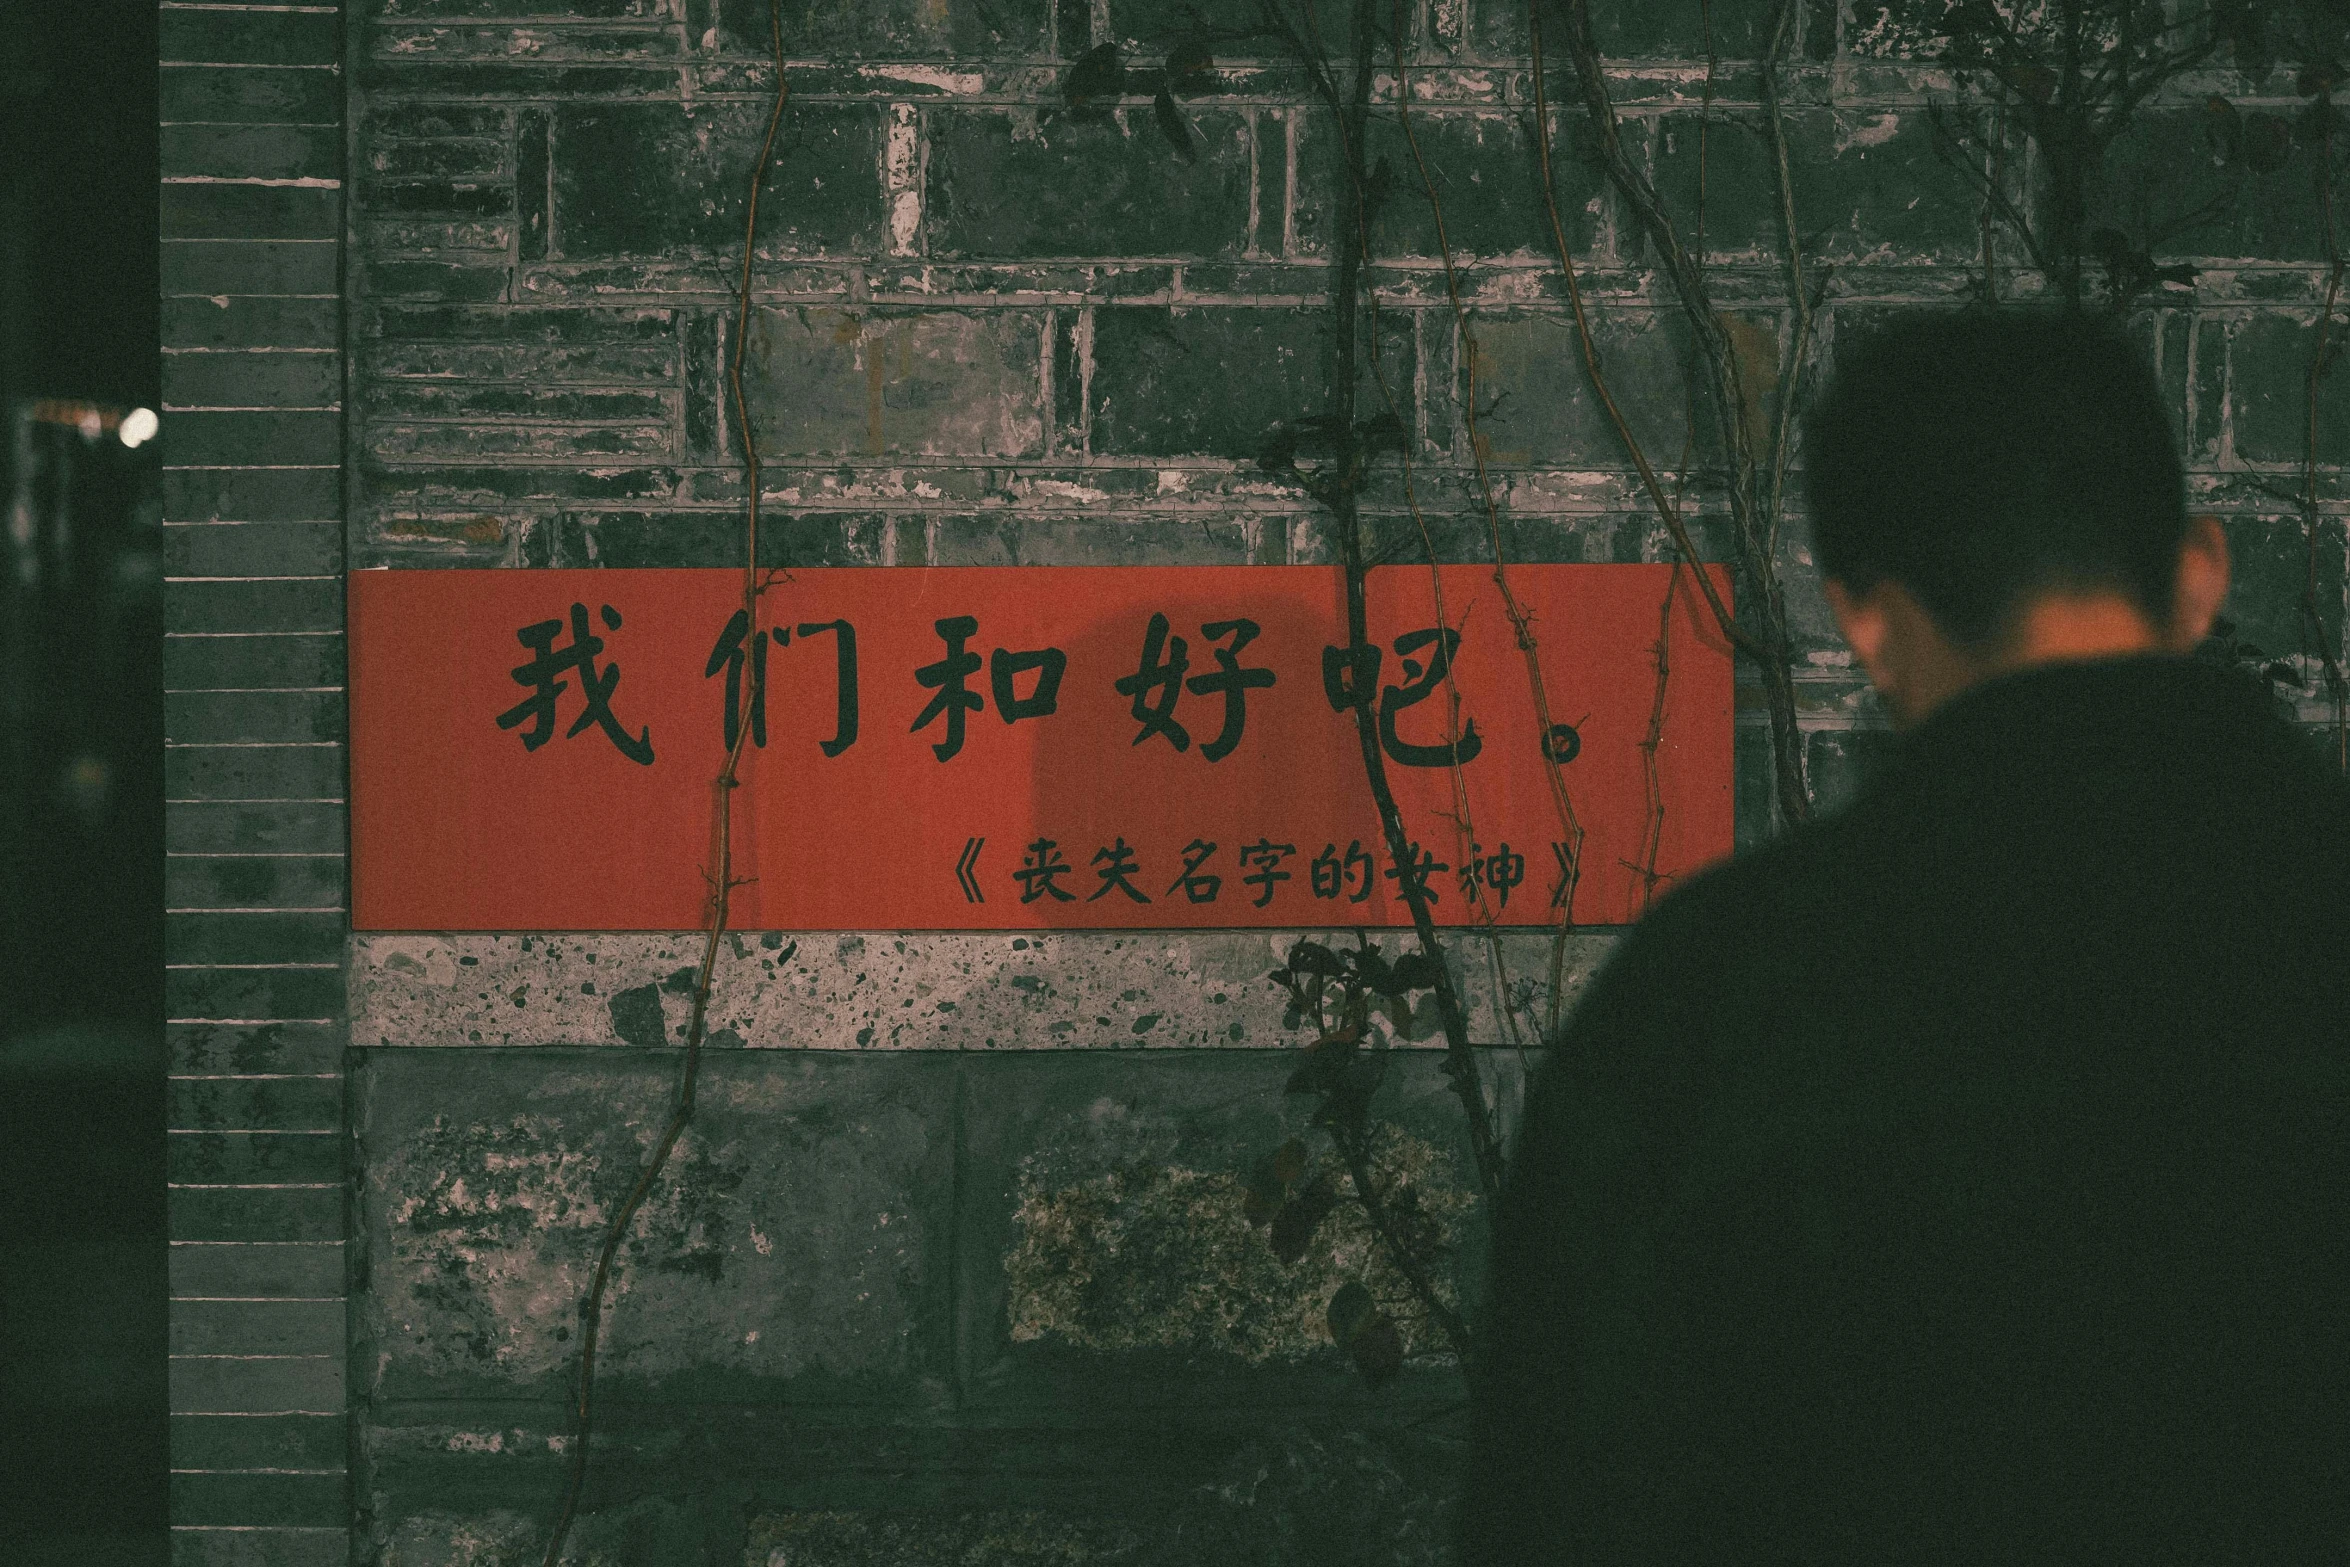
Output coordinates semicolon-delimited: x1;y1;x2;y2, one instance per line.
1800;308;2188;649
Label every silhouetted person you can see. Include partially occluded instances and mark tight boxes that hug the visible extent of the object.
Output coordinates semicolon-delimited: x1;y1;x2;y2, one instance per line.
1461;310;2349;1563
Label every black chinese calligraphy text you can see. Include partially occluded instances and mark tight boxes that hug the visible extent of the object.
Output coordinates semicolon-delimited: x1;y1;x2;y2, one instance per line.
496;602;654;765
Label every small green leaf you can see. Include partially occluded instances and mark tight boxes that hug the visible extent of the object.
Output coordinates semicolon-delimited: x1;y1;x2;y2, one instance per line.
1326;1280;1377;1344
1063;41;1123;113
1271;1137;1308;1187
1286;941;1343;978
1153;87;1196;162
1388;952;1443;993
1270;1177;1338;1263
1164;37;1215;95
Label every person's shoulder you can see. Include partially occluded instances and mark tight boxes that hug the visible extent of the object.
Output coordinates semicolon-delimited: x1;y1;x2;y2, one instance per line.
1626;806;1868;948
1565;809;1866;1021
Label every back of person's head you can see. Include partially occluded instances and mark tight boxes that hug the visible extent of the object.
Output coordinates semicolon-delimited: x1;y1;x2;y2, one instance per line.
1801;309;2187;650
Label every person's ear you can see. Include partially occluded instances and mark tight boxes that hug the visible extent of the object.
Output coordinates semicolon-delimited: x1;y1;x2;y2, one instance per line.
2166;514;2231;651
1824;577;1889;676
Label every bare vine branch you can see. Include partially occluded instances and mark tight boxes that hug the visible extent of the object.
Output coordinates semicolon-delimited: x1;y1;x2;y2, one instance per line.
540;5;789;1560
1261;0;1506;1203
1379;0;1594;1064
1333;1120;1473;1355
1539;0;1817;828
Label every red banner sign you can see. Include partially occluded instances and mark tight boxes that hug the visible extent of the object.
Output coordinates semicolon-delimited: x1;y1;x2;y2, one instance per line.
348;565;1732;930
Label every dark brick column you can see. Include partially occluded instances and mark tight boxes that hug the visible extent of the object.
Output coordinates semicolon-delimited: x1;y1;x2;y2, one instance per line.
161;2;350;1561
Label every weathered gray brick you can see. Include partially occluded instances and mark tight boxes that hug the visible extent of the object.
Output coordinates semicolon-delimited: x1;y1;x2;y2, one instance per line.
165;350;344;410
1086;304;1336;459
553;101;884;259
172;1412;346;1472
1446;308;1699;467
170;1187;346;1244
163;239;341;297
172;1528;349;1567
927;108;1253;260
1473;0;1776;58
930;513;1262;566
166;744;346;801
166;854;349;910
164;635;346;696
368;419;671;461
368;22;677;63
163;185;342;242
1651;108;1978;266
554;509;897;568
2229;311;2349;464
168;912;347;968
162;8;342;66
168;578;344;636
170;1131;343;1188
164;297;340;350
171;1296;345;1355
2095;108;2339;266
353;60;681;99
1294;109;1606;262
169;1021;344;1077
171;1078;345;1133
168;1353;345;1412
162;65;341;125
736;306;1045;459
362;342;674;389
168;691;348;746
365;137;510;181
366;301;674;343
168;967;349;1021
365;179;515;218
354;1048;959;1406
367;101;512;139
167;802;349;855
169;1241;344;1299
166;519;344;577
163;125;343;183
713;0;1046;54
166;467;342;524
358;259;509;301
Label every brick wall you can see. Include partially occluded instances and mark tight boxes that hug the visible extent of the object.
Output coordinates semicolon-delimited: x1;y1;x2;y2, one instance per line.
165;0;2350;1559
161;1;351;1562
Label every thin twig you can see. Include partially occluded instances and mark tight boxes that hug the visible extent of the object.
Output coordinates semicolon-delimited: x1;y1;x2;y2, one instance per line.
1531;1;1749;659
1379;0;1587;1080
1334;1120;1472;1357
1758;0;1822;560
1266;0;1507;1203
1629;561;1680;912
540;7;789;1562
1546;0;1815;828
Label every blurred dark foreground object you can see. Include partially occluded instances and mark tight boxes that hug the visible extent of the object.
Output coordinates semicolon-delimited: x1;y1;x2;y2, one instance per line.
0;1025;167;1567
1;399;167;1565
1464;656;2350;1564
